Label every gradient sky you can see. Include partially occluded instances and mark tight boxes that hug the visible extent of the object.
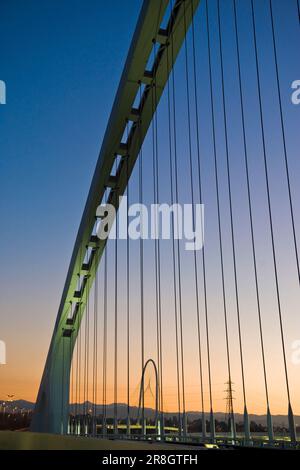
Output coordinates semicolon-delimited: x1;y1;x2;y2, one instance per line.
1;0;300;419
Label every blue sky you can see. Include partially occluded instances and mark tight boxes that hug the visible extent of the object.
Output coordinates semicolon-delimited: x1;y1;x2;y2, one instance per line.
0;0;141;400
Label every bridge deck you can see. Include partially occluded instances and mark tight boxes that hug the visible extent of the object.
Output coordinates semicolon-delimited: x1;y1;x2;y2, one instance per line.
0;431;207;451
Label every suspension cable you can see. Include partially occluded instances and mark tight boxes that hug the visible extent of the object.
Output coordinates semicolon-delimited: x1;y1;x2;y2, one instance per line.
77;244;83;431
166;19;181;431
84;274;90;430
251;0;292;406
77;296;82;432
269;0;300;287
92;254;98;435
233;0;271;412
83;281;87;422
74;274;79;431
151;61;161;417
206;0;230;417
61;332;65;433
102;204;108;434
114;163;118;434
70;306;74;432
153;41;164;419
170;3;186;432
77;304;82;430
126;121;130;426
216;0;247;410
190;0;212;436
139;83;145;428
183;0;205;429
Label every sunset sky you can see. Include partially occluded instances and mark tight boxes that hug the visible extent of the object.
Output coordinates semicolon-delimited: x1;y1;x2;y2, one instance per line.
1;0;300;419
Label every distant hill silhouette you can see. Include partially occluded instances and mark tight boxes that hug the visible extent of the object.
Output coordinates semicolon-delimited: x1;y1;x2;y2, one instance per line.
1;399;296;427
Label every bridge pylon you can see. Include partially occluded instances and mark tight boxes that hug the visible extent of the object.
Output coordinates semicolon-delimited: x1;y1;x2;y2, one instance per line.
31;335;72;434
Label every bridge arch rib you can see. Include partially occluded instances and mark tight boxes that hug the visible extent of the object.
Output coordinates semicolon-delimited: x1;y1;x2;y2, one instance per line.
31;0;200;434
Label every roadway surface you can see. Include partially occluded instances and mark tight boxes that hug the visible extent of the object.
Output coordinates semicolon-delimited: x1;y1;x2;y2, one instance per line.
0;431;211;450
